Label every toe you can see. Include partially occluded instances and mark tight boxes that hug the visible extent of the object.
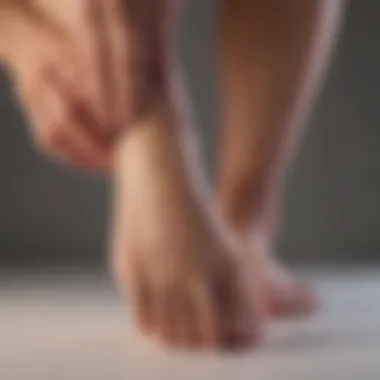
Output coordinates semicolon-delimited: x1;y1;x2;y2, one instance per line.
268;281;319;317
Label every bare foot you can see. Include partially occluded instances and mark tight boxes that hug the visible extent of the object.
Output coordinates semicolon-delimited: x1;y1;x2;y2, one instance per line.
216;190;317;318
265;257;318;317
237;224;318;318
110;99;263;350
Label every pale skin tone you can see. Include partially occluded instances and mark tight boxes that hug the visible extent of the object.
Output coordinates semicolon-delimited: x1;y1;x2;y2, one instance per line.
0;2;111;169
0;0;344;349
111;85;262;348
1;0;171;169
218;0;344;315
111;0;344;345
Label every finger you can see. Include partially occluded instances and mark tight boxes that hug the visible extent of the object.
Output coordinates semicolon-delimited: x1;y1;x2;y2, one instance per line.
30;71;111;169
100;0;135;129
18;76;69;156
18;84;50;145
43;63;114;155
62;124;111;170
74;0;110;129
40;125;91;166
30;119;100;169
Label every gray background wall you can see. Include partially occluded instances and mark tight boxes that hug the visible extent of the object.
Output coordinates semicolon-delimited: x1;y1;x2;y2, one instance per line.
0;0;379;270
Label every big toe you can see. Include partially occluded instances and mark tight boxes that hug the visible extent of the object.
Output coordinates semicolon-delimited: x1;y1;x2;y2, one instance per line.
267;281;319;317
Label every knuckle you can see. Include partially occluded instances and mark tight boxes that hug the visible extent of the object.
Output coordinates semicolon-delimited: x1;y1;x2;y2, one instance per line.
47;124;64;143
39;125;63;151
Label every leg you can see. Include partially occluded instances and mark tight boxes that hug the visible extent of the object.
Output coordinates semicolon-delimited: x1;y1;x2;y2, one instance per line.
110;75;262;348
217;0;345;315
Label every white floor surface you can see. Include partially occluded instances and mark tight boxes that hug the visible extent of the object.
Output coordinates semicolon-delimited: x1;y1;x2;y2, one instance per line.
1;270;380;380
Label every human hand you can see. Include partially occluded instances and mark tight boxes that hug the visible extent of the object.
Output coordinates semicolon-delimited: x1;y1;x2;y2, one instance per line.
3;0;177;170
24;0;177;169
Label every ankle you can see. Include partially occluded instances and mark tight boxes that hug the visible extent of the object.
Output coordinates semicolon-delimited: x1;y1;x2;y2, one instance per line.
217;192;264;234
115;86;187;169
114;72;212;204
217;187;277;238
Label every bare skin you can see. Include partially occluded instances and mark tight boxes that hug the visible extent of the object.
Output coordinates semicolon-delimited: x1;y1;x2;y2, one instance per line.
28;54;262;348
1;1;262;349
32;0;176;149
0;4;99;167
0;0;345;349
0;2;110;168
0;0;173;169
218;0;345;315
110;79;263;349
